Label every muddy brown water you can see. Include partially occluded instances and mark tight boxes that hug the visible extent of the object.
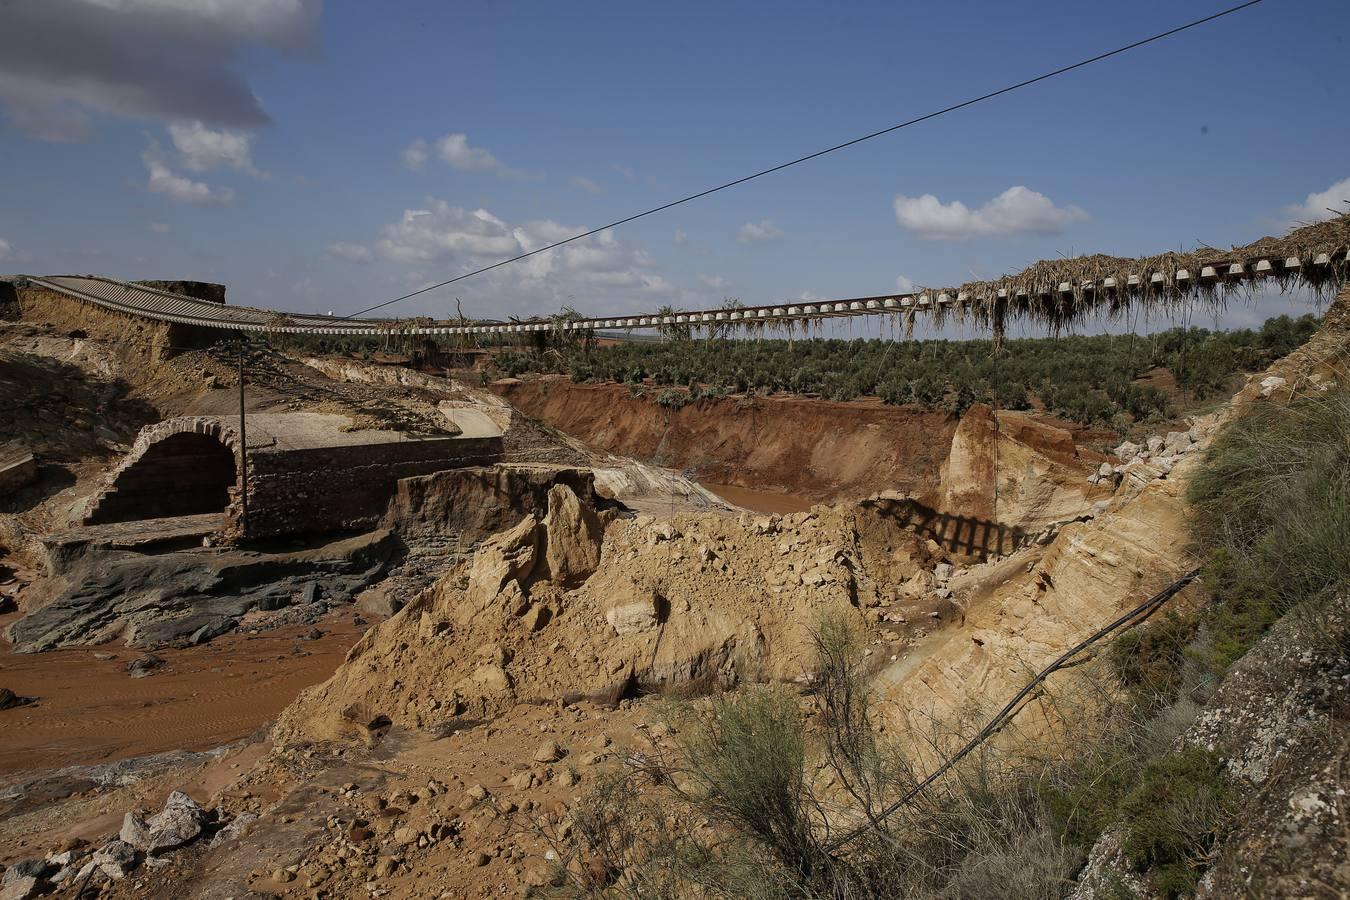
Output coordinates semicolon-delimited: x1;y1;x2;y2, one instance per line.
0;609;363;780
700;482;815;515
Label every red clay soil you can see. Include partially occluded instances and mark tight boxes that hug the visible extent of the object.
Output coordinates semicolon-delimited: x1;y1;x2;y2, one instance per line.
494;377;960;503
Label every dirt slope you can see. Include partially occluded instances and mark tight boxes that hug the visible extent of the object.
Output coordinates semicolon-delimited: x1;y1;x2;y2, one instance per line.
275;485;942;744
493;377;960;502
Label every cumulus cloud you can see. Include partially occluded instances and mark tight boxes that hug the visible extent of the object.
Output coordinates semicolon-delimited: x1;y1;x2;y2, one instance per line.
168;120;263;175
895;275;917;293
1284;177;1350;225
698;274;731;290
569;175;601;194
738;219;784;244
401;138;428;170
894;186;1088;240
369;199;675;311
143;147;234;206
673;229;689;247
328;241;373;263
0;0;320;140
401;133;528;178
0;238;33;263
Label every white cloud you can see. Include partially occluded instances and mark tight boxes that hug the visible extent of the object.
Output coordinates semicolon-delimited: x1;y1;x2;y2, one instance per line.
148;222;170;233
143;148;234;206
168;119;262;175
673;229;689;247
698;274;730;290
894;185;1088;240
328;241;373;263
0;0;320;141
401;138;428;170
1284;177;1350;225
368;199;676;313
433;133;524;178
738;219;784;244
0;238;33;263
569;175;601;194
895;275;917;293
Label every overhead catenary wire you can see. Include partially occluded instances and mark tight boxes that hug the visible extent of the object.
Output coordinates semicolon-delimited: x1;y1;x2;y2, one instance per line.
341;0;1266;321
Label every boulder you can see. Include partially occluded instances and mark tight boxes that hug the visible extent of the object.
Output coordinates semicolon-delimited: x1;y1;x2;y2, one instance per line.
534;740;562;763
1163;431;1193;454
468;516;540;601
0;688;34;710
542;484;604;587
91;840;137;879
521;603;551;632
470;664;512;694
606;600;658;636
1113;440;1142;461
0;860;48;900
121;791;209;854
1146;436;1165;454
356;584;404;619
1259;375;1287;398
126;654;164;678
208;812;258;848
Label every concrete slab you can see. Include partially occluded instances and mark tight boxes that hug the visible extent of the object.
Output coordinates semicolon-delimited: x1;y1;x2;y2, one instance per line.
215;412;467;452
437;404;503;438
0;448;37;495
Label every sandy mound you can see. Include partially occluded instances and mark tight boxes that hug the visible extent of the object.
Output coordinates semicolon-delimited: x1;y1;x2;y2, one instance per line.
276;486;938;744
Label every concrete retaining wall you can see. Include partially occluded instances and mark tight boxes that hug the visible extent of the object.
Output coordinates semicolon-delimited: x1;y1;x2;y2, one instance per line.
238;435;504;539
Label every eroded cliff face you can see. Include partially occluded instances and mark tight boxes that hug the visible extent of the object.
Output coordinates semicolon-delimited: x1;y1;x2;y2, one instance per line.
937;403;1108;537
492;377;960;503
877;441;1205;751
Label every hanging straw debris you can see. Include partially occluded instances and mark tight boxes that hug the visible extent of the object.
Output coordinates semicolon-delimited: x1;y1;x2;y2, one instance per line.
954;212;1349;343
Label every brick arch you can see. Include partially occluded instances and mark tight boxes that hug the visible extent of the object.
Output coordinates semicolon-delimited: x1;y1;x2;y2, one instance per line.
81;416;244;526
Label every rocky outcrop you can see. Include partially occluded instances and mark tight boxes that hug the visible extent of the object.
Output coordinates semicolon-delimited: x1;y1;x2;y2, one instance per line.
379;464;616;556
541;483;604;587
876;425;1203;755
6;529;395;651
1070;609;1349;899
120;791;211;854
937;404;1104;538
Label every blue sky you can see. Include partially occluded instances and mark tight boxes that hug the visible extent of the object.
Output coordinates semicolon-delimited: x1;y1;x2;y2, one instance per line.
1;0;1346;334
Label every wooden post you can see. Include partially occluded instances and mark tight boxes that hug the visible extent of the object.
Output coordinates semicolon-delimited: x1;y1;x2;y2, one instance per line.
237;340;249;535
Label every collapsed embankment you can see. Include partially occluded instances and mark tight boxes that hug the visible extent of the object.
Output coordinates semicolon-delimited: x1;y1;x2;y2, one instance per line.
493;377;959;502
494;376;1110;539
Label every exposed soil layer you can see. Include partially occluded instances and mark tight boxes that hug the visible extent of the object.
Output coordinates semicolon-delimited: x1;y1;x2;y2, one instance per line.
0;607;364;779
493;377;959;503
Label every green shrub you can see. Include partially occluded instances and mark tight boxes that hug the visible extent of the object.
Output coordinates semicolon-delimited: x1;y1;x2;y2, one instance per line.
1118;748;1233;898
655;388;688;410
1108;612;1201;707
1188;382;1350;656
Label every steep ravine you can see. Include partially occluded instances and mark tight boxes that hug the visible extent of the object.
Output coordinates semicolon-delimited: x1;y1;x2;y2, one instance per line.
492;377;960;503
493;377;1109;536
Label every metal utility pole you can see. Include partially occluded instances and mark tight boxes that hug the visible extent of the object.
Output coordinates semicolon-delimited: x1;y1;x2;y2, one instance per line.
237;341;249;534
